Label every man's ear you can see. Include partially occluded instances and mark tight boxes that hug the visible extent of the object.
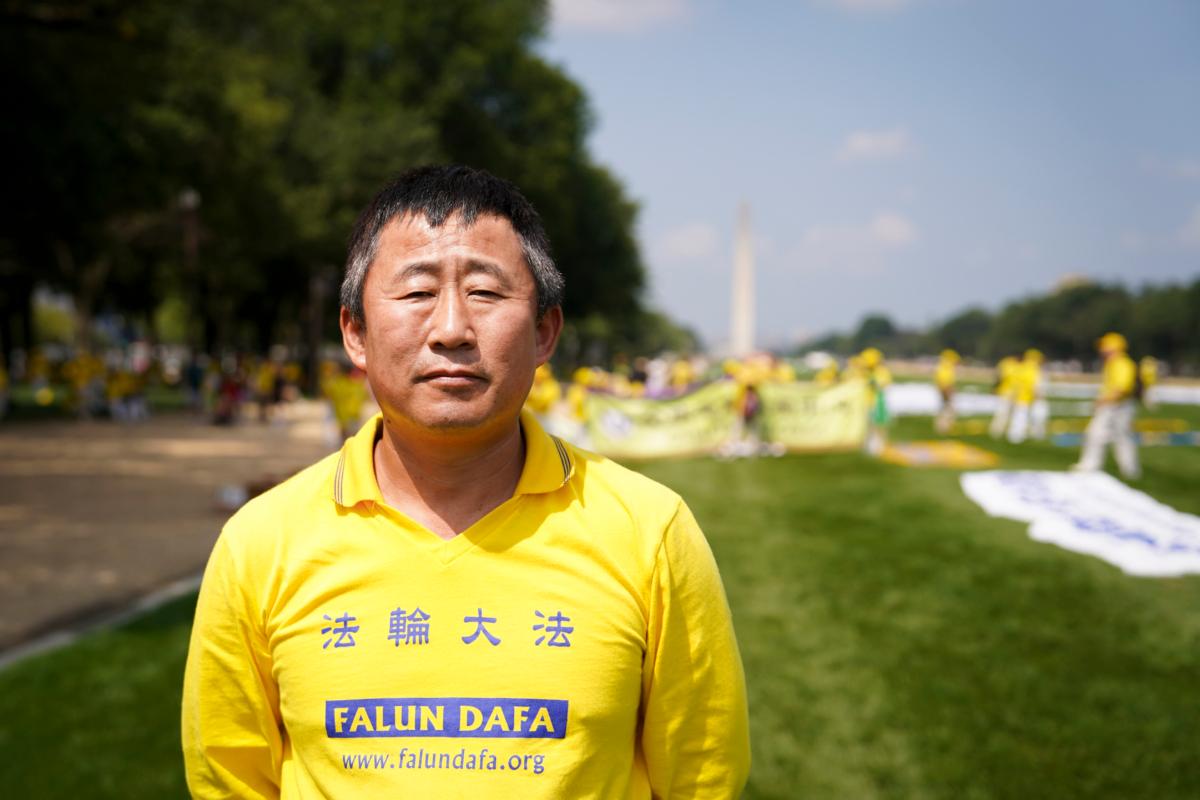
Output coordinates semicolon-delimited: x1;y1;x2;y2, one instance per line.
340;307;369;371
534;306;564;366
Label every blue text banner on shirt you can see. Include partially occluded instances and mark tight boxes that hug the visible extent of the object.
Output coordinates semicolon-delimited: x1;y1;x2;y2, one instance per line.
326;698;569;739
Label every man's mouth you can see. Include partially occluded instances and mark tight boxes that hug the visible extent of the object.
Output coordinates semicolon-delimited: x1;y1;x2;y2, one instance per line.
418;369;486;386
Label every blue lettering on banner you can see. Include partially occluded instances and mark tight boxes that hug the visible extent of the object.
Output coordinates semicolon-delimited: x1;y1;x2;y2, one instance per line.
326;697;569;740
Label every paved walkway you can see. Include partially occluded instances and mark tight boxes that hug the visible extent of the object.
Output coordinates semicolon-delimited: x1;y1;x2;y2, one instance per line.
0;402;343;652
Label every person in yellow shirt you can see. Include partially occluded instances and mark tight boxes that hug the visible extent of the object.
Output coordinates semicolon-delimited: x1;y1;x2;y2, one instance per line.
859;347;892;455
933;349;959;435
1006;349;1046;443
1071;332;1140;479
769;357;797;383
566;367;593;421
182;166;750;799
814;359;839;387
988;356;1019;439
63;351;104;419
323;364;371;441
668;357;695;393
105;367;133;422
523;362;561;418
721;357;766;458
1139;356;1159;410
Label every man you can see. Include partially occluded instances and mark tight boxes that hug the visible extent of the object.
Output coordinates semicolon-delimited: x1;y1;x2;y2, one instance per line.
1139;355;1159;410
182;166;750;798
857;347;891;456
933;349;958;435
1006;349;1045;444
1071;332;1140;479
988;355;1018;439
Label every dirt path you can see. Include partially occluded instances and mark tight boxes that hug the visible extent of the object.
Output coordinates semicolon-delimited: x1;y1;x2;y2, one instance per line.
0;401;348;652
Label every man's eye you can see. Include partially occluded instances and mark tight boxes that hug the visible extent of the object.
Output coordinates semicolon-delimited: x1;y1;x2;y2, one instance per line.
402;291;434;300
469;289;501;299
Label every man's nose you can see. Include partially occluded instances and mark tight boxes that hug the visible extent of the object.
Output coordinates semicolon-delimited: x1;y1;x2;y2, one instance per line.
428;288;475;350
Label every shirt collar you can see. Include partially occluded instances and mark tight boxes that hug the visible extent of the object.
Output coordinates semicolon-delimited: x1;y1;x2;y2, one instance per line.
333;410;574;509
513;409;576;496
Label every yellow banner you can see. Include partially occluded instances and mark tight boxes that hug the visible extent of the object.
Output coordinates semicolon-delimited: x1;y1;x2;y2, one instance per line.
756;380;869;451
583;381;739;459
580;380;869;458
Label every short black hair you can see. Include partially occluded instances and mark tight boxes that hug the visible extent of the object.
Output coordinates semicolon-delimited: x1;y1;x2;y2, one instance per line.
341;165;564;323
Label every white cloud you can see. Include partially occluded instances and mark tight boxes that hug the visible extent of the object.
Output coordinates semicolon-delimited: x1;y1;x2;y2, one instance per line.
790;212;918;275
551;0;688;33
837;127;913;162
815;0;915;13
801;212;918;252
869;212;918;246
1179;206;1200;249
654;222;719;262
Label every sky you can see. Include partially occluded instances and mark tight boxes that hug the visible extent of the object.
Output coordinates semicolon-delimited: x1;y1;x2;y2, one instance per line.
541;0;1200;349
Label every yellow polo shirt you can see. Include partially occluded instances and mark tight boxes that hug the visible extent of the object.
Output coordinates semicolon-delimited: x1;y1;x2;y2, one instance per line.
182;412;750;799
995;357;1018;397
1101;353;1136;402
1012;360;1042;406
934;360;956;392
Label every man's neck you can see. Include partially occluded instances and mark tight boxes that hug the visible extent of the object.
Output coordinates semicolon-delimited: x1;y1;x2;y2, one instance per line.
372;419;526;540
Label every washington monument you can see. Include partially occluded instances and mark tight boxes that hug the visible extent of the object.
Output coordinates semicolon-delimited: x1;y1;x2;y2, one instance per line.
730;202;755;356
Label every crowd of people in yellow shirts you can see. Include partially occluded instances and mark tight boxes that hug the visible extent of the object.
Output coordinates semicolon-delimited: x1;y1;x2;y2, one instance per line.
0;348;153;421
948;332;1156;479
521;329;1162;479
0;333;1164;481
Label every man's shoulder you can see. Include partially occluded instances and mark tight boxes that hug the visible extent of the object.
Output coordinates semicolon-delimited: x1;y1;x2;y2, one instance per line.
558;438;686;526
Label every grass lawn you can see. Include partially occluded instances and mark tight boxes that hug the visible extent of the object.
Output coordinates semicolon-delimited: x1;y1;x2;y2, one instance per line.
1;407;1198;798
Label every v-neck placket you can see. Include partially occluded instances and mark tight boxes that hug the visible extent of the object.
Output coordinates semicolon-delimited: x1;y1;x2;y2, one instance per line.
333;411;575;567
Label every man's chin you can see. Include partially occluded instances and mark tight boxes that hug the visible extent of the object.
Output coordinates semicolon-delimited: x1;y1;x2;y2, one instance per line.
398;402;516;435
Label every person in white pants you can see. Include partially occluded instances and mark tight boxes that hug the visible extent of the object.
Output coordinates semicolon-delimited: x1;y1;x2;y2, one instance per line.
1072;332;1140;479
989;355;1018;438
1007;349;1045;444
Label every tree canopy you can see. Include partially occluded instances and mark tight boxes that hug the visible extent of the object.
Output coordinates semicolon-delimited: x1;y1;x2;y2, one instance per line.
0;0;651;368
800;278;1200;373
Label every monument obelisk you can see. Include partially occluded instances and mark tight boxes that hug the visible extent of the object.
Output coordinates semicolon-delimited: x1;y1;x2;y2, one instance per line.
730;202;755;356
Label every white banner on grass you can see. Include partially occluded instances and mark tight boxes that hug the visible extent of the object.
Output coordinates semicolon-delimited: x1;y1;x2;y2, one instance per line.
885;384;1000;417
960;470;1200;577
885;381;1200;417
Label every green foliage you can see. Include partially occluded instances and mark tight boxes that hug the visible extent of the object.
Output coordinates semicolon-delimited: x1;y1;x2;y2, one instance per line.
937;307;992;355
802;279;1200;371
981;283;1134;363
152;294;190;345
1;0;651;358
852;313;899;350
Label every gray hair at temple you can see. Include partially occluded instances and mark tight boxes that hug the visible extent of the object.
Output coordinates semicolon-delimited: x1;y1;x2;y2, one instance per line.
340;165;565;324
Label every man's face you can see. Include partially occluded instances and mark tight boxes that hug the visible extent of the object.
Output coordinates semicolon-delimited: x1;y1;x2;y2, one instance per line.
341;212;562;441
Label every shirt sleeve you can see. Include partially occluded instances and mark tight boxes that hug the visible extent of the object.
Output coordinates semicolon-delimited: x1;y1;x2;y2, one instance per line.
641;501;751;798
182;532;284;799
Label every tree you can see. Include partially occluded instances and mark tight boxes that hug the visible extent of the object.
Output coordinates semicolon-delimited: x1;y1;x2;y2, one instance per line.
851;314;898;351
0;0;654;370
936;308;992;355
